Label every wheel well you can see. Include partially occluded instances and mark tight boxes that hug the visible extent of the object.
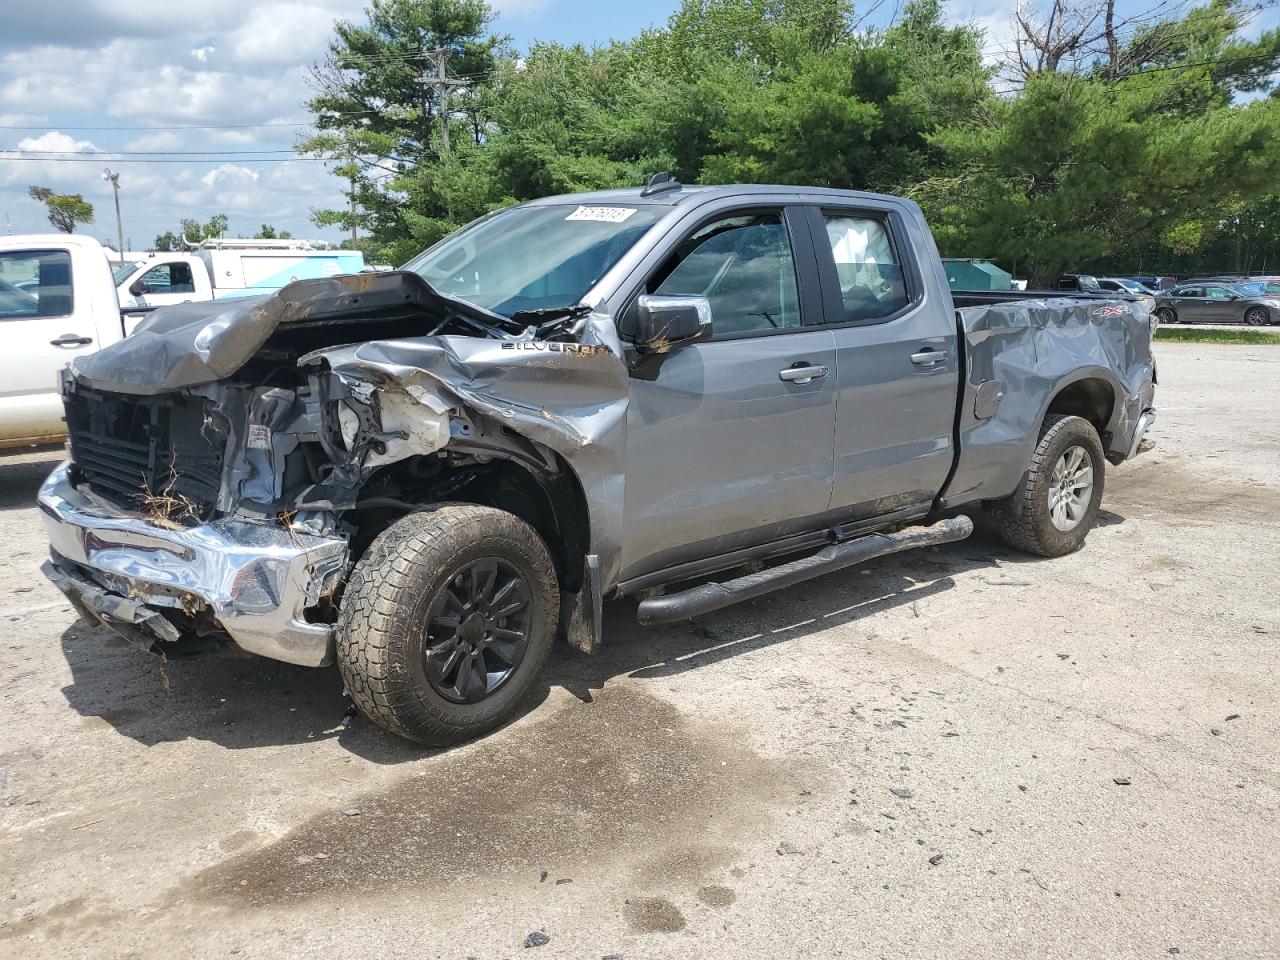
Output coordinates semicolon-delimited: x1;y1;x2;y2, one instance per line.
1046;378;1114;436
345;452;591;592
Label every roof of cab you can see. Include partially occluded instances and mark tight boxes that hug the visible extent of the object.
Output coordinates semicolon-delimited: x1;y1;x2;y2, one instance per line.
520;182;915;210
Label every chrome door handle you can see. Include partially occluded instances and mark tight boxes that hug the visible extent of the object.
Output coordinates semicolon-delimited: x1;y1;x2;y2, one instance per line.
50;334;93;347
910;349;948;366
779;364;829;384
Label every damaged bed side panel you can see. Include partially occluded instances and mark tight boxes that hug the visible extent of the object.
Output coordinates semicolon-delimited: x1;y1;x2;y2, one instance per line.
943;296;1155;506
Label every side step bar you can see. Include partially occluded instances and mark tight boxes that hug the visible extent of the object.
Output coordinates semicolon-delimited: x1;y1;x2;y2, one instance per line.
636;516;974;626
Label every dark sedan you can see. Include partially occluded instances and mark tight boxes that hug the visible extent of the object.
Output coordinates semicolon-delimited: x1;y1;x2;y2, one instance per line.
1154;282;1280;325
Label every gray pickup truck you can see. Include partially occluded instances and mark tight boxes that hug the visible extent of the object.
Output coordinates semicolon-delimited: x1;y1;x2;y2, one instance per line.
38;181;1156;745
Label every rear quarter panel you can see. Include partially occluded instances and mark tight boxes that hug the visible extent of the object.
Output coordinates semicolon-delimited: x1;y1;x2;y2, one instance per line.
942;297;1155;508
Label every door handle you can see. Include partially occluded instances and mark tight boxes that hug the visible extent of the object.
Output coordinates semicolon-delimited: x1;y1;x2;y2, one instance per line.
910;349;948;367
50;334;93;348
779;363;829;384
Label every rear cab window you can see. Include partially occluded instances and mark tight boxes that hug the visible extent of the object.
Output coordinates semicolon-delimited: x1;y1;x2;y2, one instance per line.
0;249;73;320
803;206;918;326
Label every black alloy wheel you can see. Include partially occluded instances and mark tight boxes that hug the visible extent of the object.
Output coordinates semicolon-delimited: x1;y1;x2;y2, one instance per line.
420;557;533;704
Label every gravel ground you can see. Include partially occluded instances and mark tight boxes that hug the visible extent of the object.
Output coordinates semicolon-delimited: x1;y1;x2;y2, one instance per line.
1;342;1277;960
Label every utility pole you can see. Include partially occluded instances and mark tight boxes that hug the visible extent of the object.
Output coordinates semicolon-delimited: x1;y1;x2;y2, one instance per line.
102;167;124;257
419;48;467;158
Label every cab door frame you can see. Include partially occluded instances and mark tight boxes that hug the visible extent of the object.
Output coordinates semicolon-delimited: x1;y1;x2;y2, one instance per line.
605;194;841;582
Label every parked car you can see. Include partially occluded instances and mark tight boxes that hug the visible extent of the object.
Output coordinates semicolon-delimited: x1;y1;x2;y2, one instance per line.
1188;275;1280;295
1056;274;1104;291
1098;277;1158;297
1124;275;1176;291
39;181;1157;746
1154;282;1280;325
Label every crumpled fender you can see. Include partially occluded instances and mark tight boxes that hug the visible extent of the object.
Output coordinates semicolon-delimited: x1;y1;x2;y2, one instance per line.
303;315;634;585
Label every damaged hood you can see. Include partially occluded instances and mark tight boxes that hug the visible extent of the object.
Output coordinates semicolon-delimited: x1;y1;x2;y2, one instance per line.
70;272;519;395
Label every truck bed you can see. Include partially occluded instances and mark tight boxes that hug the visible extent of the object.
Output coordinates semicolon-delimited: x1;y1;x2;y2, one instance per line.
940;290;1156;511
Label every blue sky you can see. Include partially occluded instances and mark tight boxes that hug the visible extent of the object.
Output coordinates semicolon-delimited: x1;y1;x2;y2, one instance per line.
0;1;1273;250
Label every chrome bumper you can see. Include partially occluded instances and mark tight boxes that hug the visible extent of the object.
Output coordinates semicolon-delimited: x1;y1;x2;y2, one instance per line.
38;462;349;667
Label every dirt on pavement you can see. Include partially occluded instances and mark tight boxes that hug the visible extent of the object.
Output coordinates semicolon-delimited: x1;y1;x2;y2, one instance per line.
1;342;1277;959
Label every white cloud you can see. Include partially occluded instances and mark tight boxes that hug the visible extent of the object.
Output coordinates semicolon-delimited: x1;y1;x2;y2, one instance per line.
16;131;98;153
0;0;551;246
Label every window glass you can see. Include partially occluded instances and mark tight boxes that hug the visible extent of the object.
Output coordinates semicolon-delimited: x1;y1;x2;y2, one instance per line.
821;214;909;323
0;250;73;320
404;203;661;319
650;212;800;335
138;262;196;295
1206;286;1231;300
113;261;143;285
1172;286;1203;297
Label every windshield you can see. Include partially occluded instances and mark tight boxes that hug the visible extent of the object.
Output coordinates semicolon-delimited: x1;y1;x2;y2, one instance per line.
403;203;662;318
112;261;143;285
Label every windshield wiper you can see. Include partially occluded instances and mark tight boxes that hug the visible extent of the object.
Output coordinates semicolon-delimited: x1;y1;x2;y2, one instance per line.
510;303;593;324
509;303;596;338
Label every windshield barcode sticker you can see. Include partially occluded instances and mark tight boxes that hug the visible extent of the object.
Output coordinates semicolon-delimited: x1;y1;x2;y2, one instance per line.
565;205;637;223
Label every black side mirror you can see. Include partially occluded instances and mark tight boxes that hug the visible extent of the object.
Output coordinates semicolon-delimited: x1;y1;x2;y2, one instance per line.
128;279;148;297
632;294;712;352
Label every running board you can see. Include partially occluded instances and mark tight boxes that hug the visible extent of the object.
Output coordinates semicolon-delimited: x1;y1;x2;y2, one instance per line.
636;516;974;626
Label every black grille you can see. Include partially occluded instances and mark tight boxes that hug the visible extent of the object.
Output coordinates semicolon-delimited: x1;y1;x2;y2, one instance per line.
65;388;226;519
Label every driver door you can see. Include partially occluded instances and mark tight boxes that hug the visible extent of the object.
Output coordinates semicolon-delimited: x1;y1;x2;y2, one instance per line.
619;206;837;580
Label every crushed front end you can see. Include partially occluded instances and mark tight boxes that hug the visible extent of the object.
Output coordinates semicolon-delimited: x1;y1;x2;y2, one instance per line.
38;270;619;666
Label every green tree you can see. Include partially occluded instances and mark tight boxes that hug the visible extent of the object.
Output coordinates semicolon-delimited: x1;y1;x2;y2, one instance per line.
28;186;94;233
254;224;294;239
914;0;1280;283
301;0;508;263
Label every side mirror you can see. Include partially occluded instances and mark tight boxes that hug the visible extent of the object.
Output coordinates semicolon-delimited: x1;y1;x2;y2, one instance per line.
632;294;712;351
128;279;148;297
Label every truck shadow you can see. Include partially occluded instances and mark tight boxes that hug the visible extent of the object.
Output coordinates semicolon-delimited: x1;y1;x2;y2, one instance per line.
55;527;1057;763
0;448;61;511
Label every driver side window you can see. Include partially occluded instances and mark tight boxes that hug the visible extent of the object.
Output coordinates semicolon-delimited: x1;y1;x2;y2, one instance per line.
649;211;801;336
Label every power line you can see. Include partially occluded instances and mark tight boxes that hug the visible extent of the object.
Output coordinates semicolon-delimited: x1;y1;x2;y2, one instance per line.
0;155;326;164
1;148;300;156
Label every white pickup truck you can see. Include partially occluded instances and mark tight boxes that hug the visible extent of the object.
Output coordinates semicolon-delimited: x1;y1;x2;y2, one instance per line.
114;239;365;310
0;235;364;449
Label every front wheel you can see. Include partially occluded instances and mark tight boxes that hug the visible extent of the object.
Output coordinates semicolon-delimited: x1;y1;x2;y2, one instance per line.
1154;307;1177;325
1244;306;1268;326
985;414;1106;557
336;504;560;746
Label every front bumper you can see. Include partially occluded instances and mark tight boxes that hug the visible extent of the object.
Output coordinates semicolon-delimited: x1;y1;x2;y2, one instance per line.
38;462;349;667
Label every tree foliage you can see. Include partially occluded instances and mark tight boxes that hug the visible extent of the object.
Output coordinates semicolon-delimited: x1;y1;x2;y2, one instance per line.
306;0;1280;279
154;214;230;250
28;186;94;233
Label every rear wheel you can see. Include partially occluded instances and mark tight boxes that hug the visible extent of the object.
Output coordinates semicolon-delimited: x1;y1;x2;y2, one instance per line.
1244;306;1268;326
336;504;559;746
985;414;1105;558
1154;307;1177;325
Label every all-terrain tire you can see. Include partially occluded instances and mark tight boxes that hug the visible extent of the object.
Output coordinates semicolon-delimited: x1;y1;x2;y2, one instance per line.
985;414;1106;558
336;504;559;746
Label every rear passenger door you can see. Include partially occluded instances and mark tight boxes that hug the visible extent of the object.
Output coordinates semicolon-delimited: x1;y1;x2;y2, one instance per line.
619;206;838;579
803;204;960;522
